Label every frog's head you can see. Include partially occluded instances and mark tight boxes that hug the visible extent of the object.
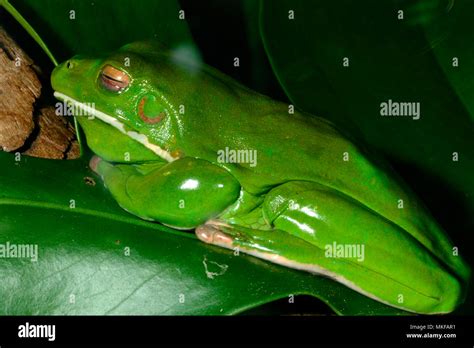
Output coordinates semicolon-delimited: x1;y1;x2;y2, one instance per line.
51;42;185;163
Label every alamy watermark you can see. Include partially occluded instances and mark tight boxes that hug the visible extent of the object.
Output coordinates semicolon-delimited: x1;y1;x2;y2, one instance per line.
380;99;420;120
0;242;38;262
55;101;96;119
325;241;365;262
217;147;257;167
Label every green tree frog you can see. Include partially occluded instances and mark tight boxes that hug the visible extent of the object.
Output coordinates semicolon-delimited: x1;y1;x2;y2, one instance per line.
51;42;470;314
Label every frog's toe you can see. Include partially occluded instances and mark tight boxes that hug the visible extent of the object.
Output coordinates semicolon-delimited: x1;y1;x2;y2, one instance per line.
89;155;102;174
196;220;273;255
196;224;234;249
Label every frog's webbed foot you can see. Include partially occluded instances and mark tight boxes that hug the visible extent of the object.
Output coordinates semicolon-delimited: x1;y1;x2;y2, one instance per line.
196;219;280;254
195;220;235;249
89;155;102;174
196;219;317;269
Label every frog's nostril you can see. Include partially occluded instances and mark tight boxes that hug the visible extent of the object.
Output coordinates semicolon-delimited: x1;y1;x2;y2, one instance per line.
66;61;74;69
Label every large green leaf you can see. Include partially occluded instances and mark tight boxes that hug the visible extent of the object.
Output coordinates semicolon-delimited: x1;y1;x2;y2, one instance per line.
5;0;195;61
0;151;408;315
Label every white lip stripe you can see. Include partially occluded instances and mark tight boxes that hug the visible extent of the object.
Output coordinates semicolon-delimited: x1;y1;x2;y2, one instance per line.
54;92;174;162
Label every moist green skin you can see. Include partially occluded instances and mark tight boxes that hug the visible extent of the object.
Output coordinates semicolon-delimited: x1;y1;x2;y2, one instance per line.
51;41;470;314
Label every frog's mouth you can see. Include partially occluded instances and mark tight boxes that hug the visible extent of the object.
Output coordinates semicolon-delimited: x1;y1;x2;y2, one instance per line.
54;92;175;162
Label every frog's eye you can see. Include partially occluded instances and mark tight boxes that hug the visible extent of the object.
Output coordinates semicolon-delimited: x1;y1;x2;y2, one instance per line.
99;65;130;92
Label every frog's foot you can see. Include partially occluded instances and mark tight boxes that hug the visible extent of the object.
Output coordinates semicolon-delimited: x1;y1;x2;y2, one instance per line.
195;220;234;249
89;155;102;174
195;219;310;269
89;155;118;179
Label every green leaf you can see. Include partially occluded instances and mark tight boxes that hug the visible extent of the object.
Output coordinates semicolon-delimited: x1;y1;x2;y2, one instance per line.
420;0;474;122
6;0;196;60
1;0;58;65
0;151;408;315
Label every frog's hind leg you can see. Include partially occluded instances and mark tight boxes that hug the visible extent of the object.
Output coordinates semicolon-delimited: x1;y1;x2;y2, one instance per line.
196;181;462;314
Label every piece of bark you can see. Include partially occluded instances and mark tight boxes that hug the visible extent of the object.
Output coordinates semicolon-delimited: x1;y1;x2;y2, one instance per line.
0;26;40;151
0;26;79;159
24;107;80;159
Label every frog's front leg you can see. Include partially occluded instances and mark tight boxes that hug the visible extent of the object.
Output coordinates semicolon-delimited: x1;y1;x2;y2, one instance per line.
196;181;463;314
92;156;241;229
